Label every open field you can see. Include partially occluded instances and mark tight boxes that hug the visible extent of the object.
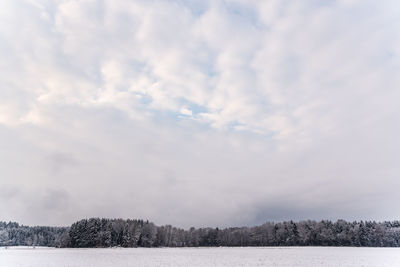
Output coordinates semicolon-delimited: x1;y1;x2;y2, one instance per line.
1;246;400;266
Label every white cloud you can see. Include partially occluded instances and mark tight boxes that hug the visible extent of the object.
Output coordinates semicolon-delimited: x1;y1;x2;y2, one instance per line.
180;106;193;116
0;0;399;227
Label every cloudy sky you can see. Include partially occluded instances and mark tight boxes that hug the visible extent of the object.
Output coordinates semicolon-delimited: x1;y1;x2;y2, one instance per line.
0;0;399;228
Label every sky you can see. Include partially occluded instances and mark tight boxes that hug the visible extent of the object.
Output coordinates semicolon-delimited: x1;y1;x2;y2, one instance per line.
0;0;399;228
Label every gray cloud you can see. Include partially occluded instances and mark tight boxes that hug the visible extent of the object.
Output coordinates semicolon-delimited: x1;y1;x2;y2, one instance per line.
0;185;20;200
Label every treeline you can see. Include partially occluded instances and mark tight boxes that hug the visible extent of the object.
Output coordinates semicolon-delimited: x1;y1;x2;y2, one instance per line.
1;219;400;247
0;221;69;247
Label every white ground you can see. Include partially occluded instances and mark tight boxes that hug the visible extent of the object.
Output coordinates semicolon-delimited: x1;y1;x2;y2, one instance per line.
1;247;400;267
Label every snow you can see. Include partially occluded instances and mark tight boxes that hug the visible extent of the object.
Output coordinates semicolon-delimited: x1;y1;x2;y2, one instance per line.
1;247;399;266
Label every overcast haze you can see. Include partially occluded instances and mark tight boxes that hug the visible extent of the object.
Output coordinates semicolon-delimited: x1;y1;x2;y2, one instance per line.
0;0;399;228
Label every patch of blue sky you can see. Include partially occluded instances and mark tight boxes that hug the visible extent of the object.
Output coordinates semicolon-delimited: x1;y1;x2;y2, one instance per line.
225;120;276;140
150;109;194;128
386;50;395;59
223;1;263;28
172;100;208;119
148;100;210;127
127;59;150;73
223;1;268;31
182;101;208;115
227;120;243;131
308;0;337;9
171;0;209;17
136;93;152;105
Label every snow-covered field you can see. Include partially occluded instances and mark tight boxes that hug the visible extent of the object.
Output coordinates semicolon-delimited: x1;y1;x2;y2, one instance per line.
1;246;399;267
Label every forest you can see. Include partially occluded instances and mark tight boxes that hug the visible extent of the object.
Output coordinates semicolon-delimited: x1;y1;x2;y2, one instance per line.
1;218;400;248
